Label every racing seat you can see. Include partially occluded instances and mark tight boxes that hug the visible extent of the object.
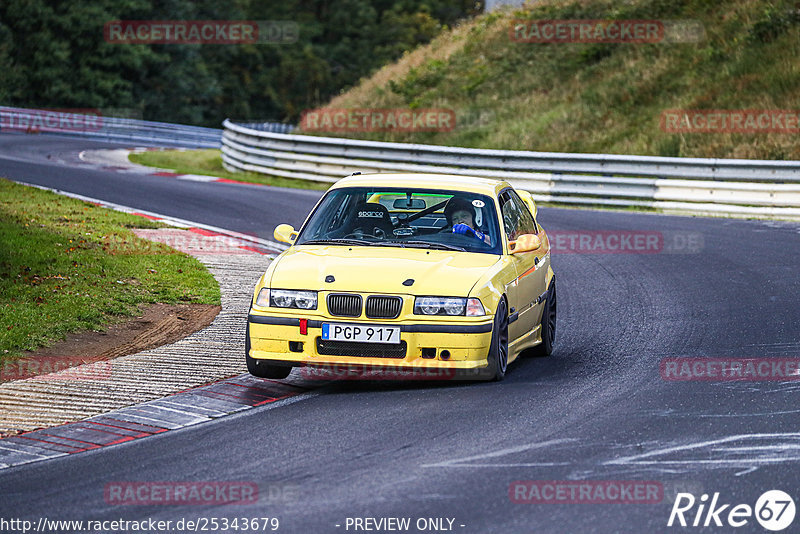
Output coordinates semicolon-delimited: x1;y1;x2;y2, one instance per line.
344;202;395;238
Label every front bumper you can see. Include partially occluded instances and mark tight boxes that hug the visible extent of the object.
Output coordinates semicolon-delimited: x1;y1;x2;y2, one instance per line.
247;313;493;370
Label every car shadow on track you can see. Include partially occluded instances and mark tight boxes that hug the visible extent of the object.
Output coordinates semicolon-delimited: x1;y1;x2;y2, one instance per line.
294;349;586;395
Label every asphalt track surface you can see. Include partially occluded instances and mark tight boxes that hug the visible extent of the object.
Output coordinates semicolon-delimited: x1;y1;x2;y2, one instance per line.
1;132;799;533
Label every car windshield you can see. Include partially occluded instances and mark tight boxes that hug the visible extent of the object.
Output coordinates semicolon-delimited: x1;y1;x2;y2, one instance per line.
296;187;502;254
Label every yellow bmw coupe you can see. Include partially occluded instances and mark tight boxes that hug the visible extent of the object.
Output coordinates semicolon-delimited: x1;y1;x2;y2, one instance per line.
246;173;556;381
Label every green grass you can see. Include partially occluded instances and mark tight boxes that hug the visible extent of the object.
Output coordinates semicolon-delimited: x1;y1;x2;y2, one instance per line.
0;179;221;363
129;149;330;191
319;0;800;160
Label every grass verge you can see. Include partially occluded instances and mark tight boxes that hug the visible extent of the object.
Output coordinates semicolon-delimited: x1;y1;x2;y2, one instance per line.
0;179;221;363
129;149;330;191
319;0;800;160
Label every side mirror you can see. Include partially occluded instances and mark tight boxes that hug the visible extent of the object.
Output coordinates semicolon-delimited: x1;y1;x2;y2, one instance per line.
274;224;298;244
509;233;541;254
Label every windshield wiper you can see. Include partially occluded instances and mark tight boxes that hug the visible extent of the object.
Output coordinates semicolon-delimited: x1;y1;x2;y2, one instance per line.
377;240;466;252
301;238;374;246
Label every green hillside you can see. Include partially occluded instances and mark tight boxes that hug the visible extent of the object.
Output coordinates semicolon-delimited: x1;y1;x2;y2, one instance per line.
313;0;800;160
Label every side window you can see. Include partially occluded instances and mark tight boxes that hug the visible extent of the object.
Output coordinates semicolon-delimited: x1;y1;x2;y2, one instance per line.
508;190;538;235
500;190;537;241
499;191;521;240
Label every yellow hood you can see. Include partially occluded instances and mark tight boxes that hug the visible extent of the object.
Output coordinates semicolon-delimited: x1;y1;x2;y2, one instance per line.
269;245;500;296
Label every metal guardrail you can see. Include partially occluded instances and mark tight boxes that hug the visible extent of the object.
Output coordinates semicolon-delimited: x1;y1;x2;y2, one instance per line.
0;106;222;148
0;107;288;148
221;119;800;220
232;121;295;134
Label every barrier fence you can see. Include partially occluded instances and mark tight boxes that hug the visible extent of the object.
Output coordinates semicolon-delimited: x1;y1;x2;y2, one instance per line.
3;105;797;219
221;119;800;220
0;107;288;149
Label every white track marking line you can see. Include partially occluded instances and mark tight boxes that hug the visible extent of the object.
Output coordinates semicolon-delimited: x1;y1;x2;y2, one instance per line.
421;438;576;468
177;174;219;182
605;432;800;466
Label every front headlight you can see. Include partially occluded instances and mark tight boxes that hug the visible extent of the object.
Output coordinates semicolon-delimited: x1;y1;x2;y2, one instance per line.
413;297;485;317
255;288;317;310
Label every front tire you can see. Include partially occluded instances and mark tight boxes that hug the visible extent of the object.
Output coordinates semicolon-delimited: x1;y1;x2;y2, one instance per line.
530;277;557;357
485;299;509;381
245;322;292;379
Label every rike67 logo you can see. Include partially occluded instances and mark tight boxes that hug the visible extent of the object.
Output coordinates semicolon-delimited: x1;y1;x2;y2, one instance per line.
668;490;795;531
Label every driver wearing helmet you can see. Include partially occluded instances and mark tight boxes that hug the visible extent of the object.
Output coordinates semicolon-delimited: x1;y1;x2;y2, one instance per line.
444;197;491;245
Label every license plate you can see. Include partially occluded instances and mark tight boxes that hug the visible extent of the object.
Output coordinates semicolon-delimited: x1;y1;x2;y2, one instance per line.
321;323;400;344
